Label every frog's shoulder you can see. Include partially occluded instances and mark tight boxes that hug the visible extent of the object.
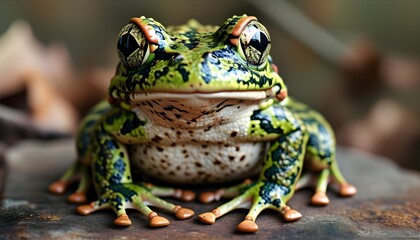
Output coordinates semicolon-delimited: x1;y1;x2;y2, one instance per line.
280;97;332;131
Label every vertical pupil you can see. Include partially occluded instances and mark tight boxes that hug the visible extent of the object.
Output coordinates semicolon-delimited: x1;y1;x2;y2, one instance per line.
249;31;268;53
117;33;139;57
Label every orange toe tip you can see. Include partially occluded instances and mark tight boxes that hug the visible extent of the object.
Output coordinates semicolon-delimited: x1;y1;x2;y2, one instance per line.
236;220;259;233
199;192;216;204
198;212;216;224
311;192;330;206
181;190;196;202
68;192;87;204
284;209;302;222
243;179;253;184
340;184;357;197
175;207;195;219
149;216;170;227
48;181;67;194
77;205;94;216
114;214;132;227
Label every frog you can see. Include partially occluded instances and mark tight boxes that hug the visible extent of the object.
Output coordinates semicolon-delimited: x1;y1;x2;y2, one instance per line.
49;15;356;233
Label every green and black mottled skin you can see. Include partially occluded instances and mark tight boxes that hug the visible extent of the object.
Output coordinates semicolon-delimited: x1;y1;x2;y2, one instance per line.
49;15;356;232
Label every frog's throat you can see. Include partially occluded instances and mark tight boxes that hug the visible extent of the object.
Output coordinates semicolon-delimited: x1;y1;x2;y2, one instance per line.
130;88;276;102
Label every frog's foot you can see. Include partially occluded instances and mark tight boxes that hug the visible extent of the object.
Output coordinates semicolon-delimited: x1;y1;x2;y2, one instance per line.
67;191;88;203
77;183;194;227
198;181;299;233
339;183;357;197
49;178;89;204
309;168;357;206
311;192;330;206
48;180;69;194
48;161;90;204
330;161;357;198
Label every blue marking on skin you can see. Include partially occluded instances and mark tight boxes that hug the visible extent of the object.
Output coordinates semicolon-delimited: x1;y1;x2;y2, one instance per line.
110;173;123;184
105;139;119;150
259;180;289;205
114;159;126;174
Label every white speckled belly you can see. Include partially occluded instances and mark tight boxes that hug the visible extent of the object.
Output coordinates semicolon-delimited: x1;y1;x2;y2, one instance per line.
130;142;266;184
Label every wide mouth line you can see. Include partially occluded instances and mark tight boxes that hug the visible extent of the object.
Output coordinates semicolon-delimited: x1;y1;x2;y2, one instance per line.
129;88;275;101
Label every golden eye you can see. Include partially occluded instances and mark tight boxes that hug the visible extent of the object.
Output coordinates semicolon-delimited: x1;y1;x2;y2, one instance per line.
117;23;150;69
238;21;271;66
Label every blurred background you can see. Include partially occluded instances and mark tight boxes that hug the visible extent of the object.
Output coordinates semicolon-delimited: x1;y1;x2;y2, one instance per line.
0;0;419;171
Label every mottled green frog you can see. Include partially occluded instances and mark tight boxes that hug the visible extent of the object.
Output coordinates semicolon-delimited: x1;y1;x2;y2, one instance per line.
49;15;356;233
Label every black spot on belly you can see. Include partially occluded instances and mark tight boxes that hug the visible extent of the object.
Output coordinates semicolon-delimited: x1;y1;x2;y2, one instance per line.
152;135;163;142
213;159;222;165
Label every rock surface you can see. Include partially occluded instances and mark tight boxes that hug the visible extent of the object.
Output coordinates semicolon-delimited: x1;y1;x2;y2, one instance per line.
0;139;419;239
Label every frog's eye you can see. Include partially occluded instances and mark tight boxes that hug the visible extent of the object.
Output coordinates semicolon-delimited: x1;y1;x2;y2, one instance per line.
117;23;150;69
237;21;271;66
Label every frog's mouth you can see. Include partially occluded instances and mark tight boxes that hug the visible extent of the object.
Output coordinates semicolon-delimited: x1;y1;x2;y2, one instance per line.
127;88;277;128
130;88;276;102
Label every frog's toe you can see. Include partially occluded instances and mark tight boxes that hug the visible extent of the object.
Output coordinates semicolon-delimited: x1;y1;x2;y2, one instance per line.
311;192;330;206
198;211;217;224
199;191;222;203
48;180;68;194
236;218;259;233
282;206;302;222
176;189;196;202
174;206;194;220
339;183;357;197
114;214;132;227
68;192;87;203
148;212;170;227
77;199;111;216
77;203;97;216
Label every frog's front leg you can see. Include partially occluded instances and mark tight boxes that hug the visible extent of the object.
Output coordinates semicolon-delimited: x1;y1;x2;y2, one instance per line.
77;111;194;227
199;129;308;233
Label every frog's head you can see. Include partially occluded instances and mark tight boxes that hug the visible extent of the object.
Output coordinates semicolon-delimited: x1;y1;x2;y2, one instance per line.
109;15;287;128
